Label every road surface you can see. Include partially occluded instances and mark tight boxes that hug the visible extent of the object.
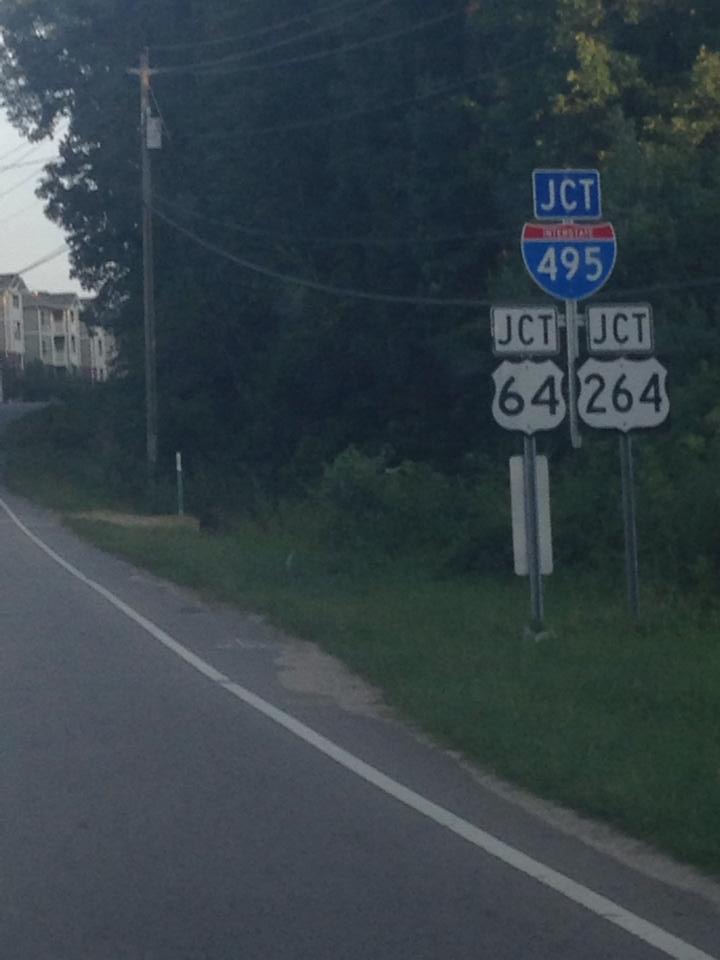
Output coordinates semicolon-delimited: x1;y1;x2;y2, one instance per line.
0;404;718;959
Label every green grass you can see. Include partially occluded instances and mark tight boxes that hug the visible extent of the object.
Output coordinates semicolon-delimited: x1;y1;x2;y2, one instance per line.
66;516;720;876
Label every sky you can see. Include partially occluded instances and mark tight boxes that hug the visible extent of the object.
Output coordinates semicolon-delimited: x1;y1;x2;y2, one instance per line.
0;110;83;293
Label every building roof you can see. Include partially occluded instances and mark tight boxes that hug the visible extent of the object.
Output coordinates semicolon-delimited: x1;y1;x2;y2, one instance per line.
0;274;28;293
24;291;81;310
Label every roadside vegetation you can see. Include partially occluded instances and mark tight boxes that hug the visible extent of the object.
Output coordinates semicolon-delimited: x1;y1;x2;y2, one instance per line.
2;401;720;877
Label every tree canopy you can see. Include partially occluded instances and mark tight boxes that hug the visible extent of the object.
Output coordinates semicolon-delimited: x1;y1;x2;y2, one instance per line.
2;0;720;485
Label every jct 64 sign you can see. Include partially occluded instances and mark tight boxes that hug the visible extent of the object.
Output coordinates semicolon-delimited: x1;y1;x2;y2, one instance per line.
492;360;567;435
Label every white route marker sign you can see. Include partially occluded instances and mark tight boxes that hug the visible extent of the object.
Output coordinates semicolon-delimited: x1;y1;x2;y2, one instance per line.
492;360;566;434
586;304;654;356
491;305;559;356
577;357;669;432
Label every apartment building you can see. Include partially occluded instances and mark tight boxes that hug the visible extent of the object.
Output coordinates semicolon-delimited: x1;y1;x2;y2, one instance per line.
0;274;27;370
79;320;116;382
24;292;83;375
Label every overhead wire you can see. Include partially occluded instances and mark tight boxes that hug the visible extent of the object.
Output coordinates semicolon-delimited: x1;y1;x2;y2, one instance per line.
153;206;491;308
152;9;463;77
241;59;536;139
151;0;288;50
0;141;31;163
155;201;720;303
154;0;390;60
153;0;376;52
0;166;52;201
153;193;516;246
159;49;537;145
0;202;37;226
0;156;57;171
612;275;720;297
0;142;43;166
16;244;69;277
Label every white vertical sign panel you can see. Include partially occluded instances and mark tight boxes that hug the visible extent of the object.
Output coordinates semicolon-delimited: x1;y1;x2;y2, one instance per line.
510;455;553;576
147;115;163;150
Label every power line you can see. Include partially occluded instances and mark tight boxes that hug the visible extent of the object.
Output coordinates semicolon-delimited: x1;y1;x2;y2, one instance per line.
154;0;392;76
155;205;720;306
242;60;534;139
0;141;31;164
0;167;49;201
153;193;516;246
153;206;490;308
612;275;720;297
0;202;36;226
153;0;386;54
0;142;42;166
15;245;69;276
167;52;535;145
153;9;462;77
0;156;56;172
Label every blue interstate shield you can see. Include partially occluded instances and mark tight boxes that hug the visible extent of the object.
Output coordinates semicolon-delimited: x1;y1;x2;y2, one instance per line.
521;222;617;301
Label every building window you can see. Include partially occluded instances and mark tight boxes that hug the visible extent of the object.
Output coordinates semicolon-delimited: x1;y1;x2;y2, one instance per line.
12;294;20;308
98;339;103;355
71;335;76;353
14;322;21;340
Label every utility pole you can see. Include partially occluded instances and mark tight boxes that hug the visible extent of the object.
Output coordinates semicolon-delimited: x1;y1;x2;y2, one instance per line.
139;48;158;498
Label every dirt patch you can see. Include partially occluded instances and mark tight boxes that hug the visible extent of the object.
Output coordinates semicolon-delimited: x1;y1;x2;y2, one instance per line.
276;639;389;719
71;511;200;531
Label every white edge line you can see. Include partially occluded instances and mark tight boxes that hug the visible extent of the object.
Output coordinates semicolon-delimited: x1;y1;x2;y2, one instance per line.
2;493;716;960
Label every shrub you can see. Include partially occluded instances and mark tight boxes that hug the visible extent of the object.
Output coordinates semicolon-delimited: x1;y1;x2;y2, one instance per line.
309;447;511;572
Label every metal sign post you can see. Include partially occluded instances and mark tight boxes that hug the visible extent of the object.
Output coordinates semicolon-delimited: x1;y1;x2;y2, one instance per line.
491;172;672;624
564;298;582;448
619;434;640;619
577;331;670;617
490;344;565;629
521;208;616;450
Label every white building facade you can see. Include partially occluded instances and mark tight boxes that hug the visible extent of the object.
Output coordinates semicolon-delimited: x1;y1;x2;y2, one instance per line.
0;274;27;370
24;292;83;374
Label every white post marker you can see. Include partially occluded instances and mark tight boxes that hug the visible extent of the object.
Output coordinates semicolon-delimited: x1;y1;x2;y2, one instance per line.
510;455;553;576
176;451;184;517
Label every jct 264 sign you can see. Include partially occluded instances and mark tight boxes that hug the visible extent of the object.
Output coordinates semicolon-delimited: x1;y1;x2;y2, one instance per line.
577;357;669;432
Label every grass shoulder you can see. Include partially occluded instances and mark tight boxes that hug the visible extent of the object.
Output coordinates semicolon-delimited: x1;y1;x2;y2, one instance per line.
66;513;720;877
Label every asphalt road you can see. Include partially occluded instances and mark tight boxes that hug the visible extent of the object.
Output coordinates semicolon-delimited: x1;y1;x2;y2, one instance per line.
0;404;718;960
